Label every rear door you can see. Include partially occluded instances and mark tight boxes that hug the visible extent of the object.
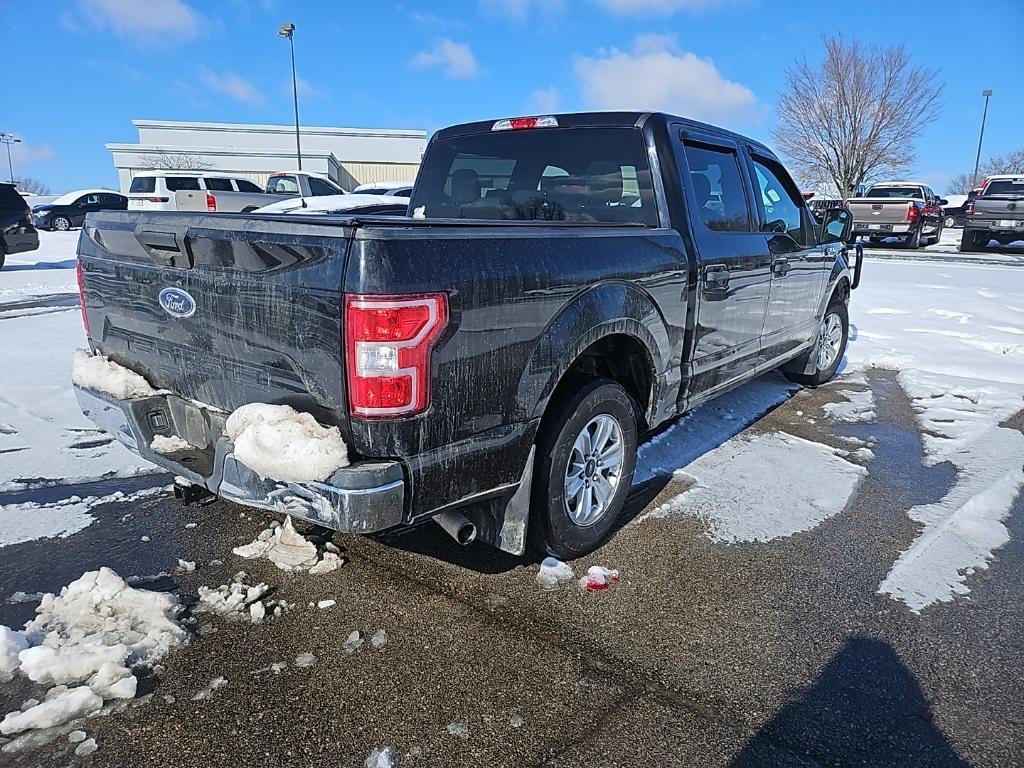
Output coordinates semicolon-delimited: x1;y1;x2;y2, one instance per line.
746;150;827;363
677;132;771;397
72;193;103;226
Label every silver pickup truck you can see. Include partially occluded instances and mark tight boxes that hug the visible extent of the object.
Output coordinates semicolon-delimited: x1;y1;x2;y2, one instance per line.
846;181;946;249
961;174;1024;251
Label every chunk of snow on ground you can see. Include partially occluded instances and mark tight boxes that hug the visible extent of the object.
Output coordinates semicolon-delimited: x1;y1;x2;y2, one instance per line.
0;687;102;735
18;644;129;686
197;577;280;622
536;557;574;590
0;486;166;548
370;629;388;649
294;652;316;668
447;721;470;738
68;729;86;743
578;566;620;593
232;516;344;574
150;435;192;454
646;432;867;543
365;746;396;768
6;592;44;604
71;349;160;400
191;676;227;701
510;712;525;728
224;403;349;483
343;631;363;654
74;737;98;756
0;627;28;682
864;307;909;315
316;599;335;610
175;559;195;574
823;388;876;423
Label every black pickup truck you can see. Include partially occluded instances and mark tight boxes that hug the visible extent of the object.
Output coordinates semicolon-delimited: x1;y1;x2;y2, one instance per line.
961;174;1024;251
73;112;859;559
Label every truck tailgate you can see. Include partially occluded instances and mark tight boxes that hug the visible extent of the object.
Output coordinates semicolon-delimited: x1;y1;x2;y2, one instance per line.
847;198;914;224
77;211;354;426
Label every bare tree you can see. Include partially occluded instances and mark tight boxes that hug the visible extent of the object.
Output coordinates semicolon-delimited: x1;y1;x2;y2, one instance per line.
17;177;50;195
138;152;213;171
774;36;944;198
948;150;1024;194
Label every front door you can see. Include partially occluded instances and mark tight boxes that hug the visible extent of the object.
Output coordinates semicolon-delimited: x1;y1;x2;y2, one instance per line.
678;133;772;399
747;151;827;364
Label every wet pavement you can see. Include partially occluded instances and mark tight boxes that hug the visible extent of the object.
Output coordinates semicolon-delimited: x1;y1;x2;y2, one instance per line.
1;371;1022;768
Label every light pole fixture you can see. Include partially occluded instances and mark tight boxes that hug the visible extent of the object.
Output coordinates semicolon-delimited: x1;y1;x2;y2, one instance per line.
278;21;302;171
0;132;21;184
971;89;993;190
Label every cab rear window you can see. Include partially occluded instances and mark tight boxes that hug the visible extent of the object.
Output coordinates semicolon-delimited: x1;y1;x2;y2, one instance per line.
982;179;1024;196
411;127;659;225
129;177;155;194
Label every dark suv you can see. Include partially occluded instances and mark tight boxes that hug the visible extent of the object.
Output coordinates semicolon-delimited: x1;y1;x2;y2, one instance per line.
0;183;39;269
32;189;127;232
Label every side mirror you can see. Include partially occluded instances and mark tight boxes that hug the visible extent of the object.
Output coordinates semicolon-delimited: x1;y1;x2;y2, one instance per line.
820;208;852;245
938;198;949;206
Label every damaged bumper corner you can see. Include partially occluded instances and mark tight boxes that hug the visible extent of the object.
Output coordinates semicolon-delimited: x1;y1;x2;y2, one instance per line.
73;385;406;533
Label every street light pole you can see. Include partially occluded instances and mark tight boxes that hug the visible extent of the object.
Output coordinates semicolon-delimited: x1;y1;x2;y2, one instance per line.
0;133;21;183
278;22;302;171
971;89;993;189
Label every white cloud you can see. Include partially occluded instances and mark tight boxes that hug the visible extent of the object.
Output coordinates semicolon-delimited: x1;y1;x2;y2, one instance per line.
10;142;58;168
409;39;479;79
77;0;200;41
283;77;325;100
574;36;758;125
198;68;263;105
597;0;727;13
529;87;561;113
480;0;566;20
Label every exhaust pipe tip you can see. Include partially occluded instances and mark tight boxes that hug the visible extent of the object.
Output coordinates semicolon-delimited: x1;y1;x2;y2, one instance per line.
433;510;477;546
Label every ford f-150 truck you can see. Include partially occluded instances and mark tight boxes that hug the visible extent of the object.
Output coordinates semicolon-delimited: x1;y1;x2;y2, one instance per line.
960;174;1024;251
73;112;860;559
847;181;946;248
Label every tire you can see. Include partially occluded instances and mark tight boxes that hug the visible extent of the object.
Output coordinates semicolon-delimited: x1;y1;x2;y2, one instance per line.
904;228;921;249
960;230;985;252
927;222;943;246
943;215;955;229
51;216;71;232
783;297;848;388
529;379;639;559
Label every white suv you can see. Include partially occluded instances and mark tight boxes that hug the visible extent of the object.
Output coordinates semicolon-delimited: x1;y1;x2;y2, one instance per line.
127;172;264;211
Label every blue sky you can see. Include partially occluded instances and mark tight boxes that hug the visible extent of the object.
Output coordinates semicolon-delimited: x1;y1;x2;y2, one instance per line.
4;0;1021;194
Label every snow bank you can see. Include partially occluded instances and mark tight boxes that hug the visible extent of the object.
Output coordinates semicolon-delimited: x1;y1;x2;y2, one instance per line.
536;557;574;590
232;516;344;574
224;403;349;483
646;432;867;543
71;349;159;400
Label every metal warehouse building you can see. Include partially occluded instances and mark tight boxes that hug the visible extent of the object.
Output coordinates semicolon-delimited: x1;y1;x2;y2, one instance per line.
107;119;428;193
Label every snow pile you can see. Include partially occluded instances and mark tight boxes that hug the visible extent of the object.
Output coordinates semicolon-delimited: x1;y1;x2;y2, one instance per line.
150;434;192;454
536;557;574;590
823;388;876;423
0;568;188;739
844;262;1024;610
232;516;344;574
578;566;620;593
70;349;159;400
196;572;290;623
646;432;867;543
224;403;349;483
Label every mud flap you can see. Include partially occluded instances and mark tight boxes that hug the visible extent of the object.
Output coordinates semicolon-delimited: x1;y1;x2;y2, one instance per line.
464;446;534;556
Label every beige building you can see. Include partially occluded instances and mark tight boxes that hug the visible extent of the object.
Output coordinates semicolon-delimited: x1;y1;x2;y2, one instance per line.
107;119;428;193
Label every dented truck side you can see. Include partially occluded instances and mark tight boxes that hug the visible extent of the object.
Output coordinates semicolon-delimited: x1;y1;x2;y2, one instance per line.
74;112;856;559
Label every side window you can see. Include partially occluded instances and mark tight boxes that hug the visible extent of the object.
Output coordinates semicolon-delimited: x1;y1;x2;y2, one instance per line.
751;156;808;247
236;179;262;193
165;177;200;191
84;193;101;206
682;143;752;232
205;177;234;191
307;177;339;196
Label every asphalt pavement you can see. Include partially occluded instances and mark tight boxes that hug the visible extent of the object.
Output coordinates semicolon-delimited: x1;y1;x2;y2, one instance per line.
1;370;1022;768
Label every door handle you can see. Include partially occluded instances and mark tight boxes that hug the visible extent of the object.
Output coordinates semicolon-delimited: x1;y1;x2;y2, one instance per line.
772;257;791;277
704;264;730;290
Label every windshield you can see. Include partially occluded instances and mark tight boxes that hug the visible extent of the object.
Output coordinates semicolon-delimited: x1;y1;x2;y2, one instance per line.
410;127;659;225
982;178;1024;197
864;186;923;200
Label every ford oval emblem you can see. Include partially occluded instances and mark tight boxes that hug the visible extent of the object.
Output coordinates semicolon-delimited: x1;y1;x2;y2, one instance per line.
158;287;196;319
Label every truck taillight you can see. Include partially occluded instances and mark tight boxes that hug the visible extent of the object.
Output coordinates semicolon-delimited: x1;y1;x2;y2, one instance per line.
206;192;217;212
76;259;90;336
906;204;919;223
492;115;559;131
965;201;975;216
345;293;448;417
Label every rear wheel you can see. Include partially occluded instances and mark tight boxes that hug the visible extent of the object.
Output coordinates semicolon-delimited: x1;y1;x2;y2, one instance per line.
904;228;922;249
529;379;638;559
944;215;956;229
960;230;985;252
783;297;848;387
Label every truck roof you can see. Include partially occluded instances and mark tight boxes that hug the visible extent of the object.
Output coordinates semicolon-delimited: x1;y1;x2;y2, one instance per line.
868;181;929;188
983;173;1024;180
432;111;778;159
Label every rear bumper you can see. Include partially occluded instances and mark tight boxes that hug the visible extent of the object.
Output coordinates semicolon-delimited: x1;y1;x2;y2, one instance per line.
74;385;406;533
852;222;911;236
2;230;39;254
964;219;1024;233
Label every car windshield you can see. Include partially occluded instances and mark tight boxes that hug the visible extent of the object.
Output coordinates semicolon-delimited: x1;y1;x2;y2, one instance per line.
864;186;923;199
411;127;659;225
982;179;1024;197
129;177;156;194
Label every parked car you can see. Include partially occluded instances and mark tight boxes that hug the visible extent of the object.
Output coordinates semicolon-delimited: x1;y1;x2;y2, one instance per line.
74;111;860;559
32;189;127;231
960;174;1024;251
265;171;347;196
940;193;970;229
252;193;408;216
127;172;266;212
0;183;38;269
847;182;946;248
352;181;414;198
